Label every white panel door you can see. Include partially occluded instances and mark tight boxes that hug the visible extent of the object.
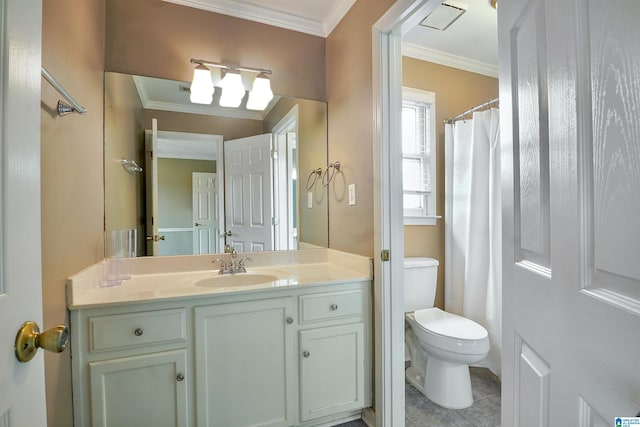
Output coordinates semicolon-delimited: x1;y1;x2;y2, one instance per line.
500;0;640;424
145;119;160;255
0;0;47;425
192;172;218;254
224;134;273;252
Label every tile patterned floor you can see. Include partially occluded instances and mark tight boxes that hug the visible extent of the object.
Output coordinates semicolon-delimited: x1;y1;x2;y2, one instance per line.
337;367;501;427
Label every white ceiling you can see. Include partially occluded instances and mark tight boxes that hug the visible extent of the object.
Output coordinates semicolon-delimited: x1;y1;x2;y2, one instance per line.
164;0;497;78
403;1;498;77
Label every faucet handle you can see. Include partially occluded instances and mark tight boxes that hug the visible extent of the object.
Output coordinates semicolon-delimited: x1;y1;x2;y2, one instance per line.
213;258;227;268
238;257;252;267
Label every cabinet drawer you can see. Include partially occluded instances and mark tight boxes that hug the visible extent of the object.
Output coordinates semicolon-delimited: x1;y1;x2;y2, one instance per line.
89;309;187;353
299;290;363;323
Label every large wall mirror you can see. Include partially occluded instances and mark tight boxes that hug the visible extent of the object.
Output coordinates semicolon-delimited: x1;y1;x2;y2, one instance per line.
104;72;328;257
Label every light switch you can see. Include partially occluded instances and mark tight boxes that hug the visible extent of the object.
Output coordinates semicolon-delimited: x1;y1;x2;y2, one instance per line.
307;192;313;208
348;184;356;206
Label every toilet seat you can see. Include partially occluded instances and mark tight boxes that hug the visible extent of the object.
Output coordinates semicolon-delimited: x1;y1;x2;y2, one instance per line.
406;308;489;356
413;308;487;341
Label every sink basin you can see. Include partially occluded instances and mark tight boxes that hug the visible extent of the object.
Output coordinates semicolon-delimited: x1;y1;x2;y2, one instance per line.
194;273;280;288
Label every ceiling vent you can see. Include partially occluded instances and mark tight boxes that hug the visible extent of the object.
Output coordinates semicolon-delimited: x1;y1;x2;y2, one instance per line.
419;2;467;31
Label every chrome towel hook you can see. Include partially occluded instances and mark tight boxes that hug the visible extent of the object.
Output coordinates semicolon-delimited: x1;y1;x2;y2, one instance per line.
322;161;341;187
306;168;323;191
121;158;143;173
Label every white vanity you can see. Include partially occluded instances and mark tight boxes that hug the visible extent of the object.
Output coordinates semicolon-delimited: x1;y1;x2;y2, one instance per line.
67;249;372;427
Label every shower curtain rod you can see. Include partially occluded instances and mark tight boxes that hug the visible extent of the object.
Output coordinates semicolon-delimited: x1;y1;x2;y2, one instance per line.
41;67;87;116
445;97;498;125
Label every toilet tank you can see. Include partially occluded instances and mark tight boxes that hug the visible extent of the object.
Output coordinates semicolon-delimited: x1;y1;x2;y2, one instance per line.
404;257;439;313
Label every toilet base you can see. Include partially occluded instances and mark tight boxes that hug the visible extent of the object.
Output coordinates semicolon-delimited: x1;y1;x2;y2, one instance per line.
406;357;474;410
405;365;426;394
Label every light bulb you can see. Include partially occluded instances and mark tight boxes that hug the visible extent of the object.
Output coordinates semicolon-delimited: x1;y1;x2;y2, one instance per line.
219;70;245;108
190;64;214;104
247;73;274;111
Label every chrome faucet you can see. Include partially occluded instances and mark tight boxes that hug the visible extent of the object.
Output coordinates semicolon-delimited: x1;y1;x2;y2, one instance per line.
213;248;252;275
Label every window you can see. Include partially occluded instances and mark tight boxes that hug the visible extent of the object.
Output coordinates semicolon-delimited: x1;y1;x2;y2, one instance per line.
402;88;437;225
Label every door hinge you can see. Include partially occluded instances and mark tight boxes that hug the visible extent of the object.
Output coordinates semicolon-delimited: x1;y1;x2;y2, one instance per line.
272;217;279;226
271;149;278;159
381;250;390;262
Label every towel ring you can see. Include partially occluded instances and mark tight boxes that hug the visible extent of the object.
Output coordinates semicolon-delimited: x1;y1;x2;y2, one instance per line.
306;168;323;191
322;161;341;187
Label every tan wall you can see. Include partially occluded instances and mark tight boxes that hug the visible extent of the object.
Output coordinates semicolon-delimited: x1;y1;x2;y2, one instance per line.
106;0;326;101
264;98;329;247
143;109;263;139
41;1;105;426
325;0;396;256
402;57;498;309
104;73;146;253
158;158;216;228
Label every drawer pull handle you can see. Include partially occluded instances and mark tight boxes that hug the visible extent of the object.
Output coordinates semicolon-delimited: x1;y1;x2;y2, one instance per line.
286;317;294;325
302;351;310;358
330;304;339;311
134;328;144;336
176;373;185;382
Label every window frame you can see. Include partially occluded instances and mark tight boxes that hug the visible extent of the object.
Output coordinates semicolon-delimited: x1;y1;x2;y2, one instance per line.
402;87;438;226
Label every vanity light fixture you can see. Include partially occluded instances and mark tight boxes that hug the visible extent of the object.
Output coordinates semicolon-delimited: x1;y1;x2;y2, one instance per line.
189;58;273;110
246;72;274;111
190;64;215;104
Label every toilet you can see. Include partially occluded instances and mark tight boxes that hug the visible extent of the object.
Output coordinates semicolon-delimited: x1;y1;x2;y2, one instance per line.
404;257;490;409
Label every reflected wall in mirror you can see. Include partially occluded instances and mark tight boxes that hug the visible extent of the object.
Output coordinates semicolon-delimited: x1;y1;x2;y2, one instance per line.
104;72;328;257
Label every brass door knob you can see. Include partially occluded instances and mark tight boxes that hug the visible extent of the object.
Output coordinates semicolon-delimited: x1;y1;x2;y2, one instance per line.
15;321;69;363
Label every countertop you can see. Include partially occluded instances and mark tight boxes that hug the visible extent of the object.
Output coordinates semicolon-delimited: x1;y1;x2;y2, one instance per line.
67;249;372;309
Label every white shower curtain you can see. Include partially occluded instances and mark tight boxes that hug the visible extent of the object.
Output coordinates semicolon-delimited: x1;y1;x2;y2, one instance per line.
444;109;502;377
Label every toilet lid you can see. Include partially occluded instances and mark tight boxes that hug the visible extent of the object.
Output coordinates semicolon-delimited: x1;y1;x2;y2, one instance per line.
412;308;488;341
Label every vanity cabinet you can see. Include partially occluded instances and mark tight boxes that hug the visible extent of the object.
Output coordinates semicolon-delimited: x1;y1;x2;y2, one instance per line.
194;297;295;427
70;280;371;427
299;324;364;421
70;306;191;427
297;289;367;421
89;349;189;427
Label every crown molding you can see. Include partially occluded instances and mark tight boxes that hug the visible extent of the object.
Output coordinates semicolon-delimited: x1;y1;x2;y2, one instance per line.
323;0;357;36
163;0;336;37
402;42;498;78
144;100;265;120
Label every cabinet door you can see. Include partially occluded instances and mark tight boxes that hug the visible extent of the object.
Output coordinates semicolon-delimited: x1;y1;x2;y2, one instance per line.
89;349;188;427
299;323;365;421
195;297;294;427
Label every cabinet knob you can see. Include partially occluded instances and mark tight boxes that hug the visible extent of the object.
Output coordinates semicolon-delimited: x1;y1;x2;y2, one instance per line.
134;328;144;336
286;317;294;325
330;303;339;311
176;373;185;382
302;351;310;358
